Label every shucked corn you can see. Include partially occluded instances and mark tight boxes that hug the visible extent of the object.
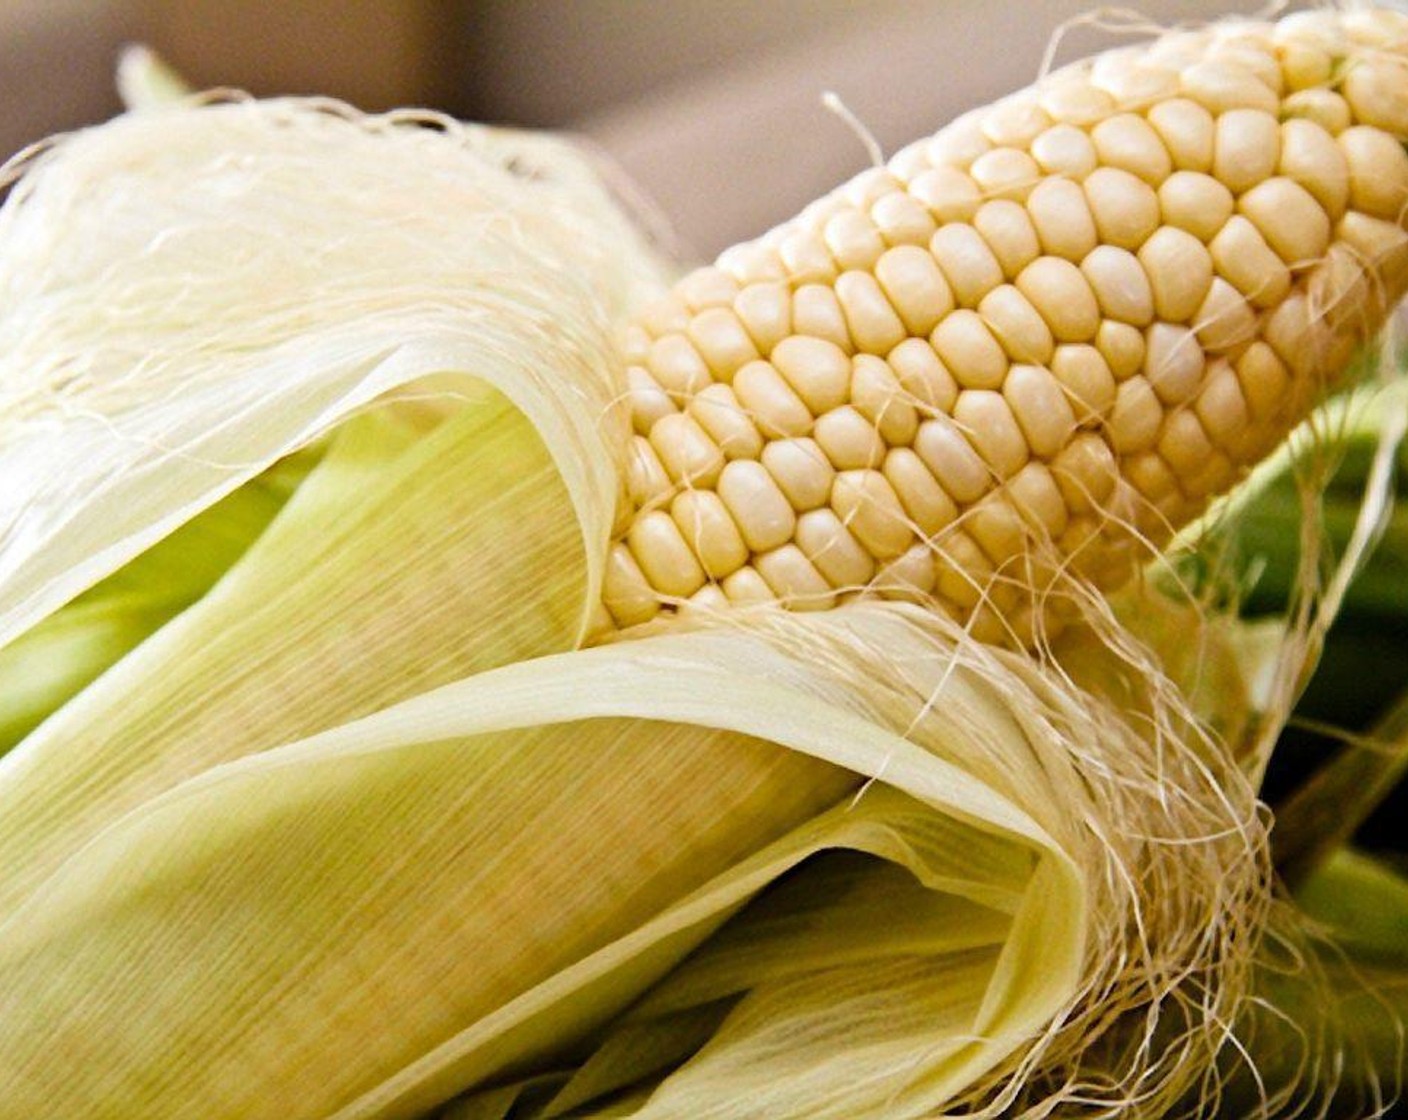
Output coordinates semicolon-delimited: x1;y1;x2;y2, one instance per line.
601;9;1408;644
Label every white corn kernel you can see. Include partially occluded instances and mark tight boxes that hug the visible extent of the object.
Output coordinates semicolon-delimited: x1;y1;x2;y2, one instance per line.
1004;363;1078;457
792;283;854;352
688;307;760;378
777;227;839;284
1195;358;1251;452
835;270;909;354
974;199;1041;277
954;389;1029;478
1052;432;1118;512
1182;60;1280;114
628;511;707;599
1107;376;1165;453
1051;344;1118;422
626;435;673;508
1158;409;1214;479
1339;125;1408;221
1095;320;1146;380
874;246;954;335
1278;118;1349;220
717;241;786;284
1040;78;1116;125
970;146;1042;201
648;333;711;396
875;544;939;600
884;447;958;536
1282;88;1353;135
851;354;920;446
1138;226;1214;322
1237;177;1332;265
733;282;793;355
1031;123;1099;179
1006;461;1070;538
718;459;797;552
677;266;740;311
1143;322;1205;405
733;359;814;438
1343;56;1408;137
926;111;992;168
754;544;835;608
1081;244;1155;325
929;223;1005;306
914;416;992;503
931;308;1010;389
1214;109;1281;193
1157;171;1234;242
934;529;996;609
1027;177;1099;261
1124;451;1179;500
1147;98;1215;171
721;565;774;604
795;507;876;588
671;490;749;579
650;411;725;487
888;337;959;413
978;284;1055;364
770;335;852;414
815;405;886;470
603;542;661;627
1017;256;1101;342
1083;166;1161;250
626;365;677;435
1193;278;1257;353
870;190;938;246
1091;113;1174;185
1209;216;1292;308
690;383;765;461
831;469;915;559
824;208;886;271
983;94;1051;147
761;437;834;511
908;165;982;223
1235;341;1290;422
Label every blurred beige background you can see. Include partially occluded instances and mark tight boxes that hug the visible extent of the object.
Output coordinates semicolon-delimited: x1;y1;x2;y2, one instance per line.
2;1;1306;259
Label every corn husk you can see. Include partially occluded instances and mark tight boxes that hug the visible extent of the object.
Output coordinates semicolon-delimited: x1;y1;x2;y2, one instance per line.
0;96;1294;1119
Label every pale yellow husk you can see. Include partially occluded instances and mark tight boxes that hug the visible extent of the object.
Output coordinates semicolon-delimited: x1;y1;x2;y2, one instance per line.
0;97;1277;1120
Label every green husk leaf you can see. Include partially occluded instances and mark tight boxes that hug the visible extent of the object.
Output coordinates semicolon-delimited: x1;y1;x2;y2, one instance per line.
0;387;590;913
0;610;1083;1120
0;448;313;753
1226;849;1408;1117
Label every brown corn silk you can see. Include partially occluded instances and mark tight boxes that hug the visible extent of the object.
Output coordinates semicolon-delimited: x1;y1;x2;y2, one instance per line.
0;8;1400;1120
601;7;1408;650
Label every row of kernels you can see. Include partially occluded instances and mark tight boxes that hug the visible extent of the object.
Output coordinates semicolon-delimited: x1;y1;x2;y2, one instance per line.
899;102;1386;287
761;189;1297;396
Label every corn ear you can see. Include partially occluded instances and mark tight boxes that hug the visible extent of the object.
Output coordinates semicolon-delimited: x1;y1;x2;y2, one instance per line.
603;8;1408;647
0;14;1378;1120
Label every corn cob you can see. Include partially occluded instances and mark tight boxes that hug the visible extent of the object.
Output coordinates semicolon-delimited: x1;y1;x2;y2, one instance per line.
600;9;1408;645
